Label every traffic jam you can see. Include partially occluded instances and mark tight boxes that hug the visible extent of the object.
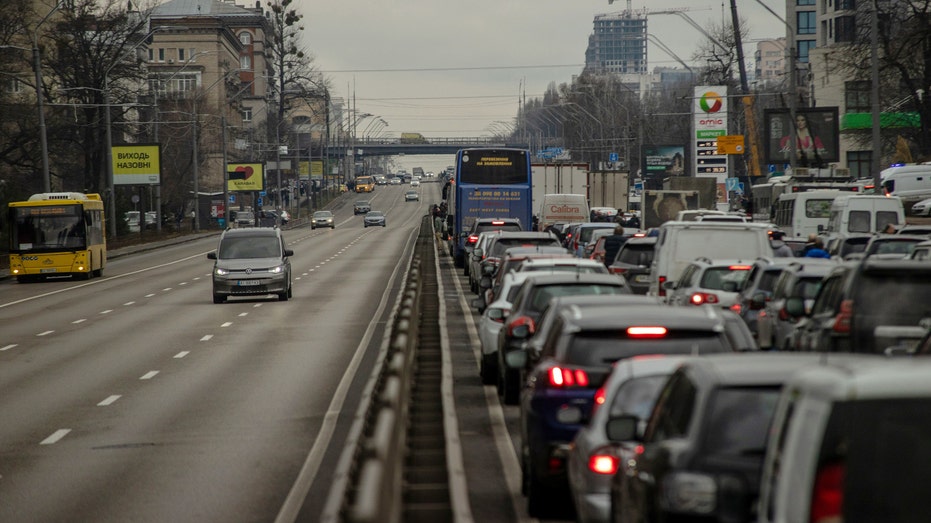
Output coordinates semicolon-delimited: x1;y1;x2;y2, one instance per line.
446;186;931;523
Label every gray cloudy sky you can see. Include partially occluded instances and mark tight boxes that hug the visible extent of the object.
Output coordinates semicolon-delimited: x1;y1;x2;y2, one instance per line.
294;0;785;138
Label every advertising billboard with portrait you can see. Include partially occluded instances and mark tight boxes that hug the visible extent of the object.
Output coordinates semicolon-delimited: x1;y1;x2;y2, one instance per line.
642;145;687;178
764;108;839;166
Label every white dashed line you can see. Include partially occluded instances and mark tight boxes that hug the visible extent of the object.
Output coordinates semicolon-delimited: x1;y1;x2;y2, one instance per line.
145;293;156;298
40;429;71;445
238;312;248;317
174;351;190;358
37;330;54;337
123;301;135;306
200;335;213;341
100;310;113;315
139;371;159;380
192;277;201;281
162;288;172;291
221;322;232;328
0;344;17;351
72;318;87;324
179;282;188;286
97;395;121;406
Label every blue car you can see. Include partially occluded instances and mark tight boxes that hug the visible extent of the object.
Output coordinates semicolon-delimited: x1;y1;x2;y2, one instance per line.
510;303;752;518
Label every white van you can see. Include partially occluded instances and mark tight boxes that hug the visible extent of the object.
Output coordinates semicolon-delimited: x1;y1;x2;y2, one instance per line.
880;163;931;199
772;189;843;238
648;221;774;298
537;193;589;230
824;194;904;236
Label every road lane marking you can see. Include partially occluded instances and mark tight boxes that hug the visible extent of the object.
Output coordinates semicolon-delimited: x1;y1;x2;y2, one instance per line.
37;331;54;337
72;319;87;324
40;429;71;445
238;313;248;317
200;335;213;341
179;282;188;285
100;310;113;314
221;322;233;327
145;293;156;298
97;395;121;406
162;288;172;291
139;371;159;380
1;344;17;351
123;301;135;306
174;351;190;358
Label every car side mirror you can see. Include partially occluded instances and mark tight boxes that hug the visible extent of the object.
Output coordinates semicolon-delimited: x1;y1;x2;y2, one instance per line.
817;224;825;233
605;415;641;442
472;248;483;258
505;349;526;369
284;249;294;257
784;296;807;317
662;280;676;290
207;252;217;260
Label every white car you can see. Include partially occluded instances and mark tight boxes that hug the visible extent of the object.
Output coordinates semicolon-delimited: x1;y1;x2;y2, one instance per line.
410;179;421;187
910;196;931;216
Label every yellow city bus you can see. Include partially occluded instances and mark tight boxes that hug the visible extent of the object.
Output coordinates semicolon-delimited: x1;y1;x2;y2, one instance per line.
8;192;107;281
355;176;375;193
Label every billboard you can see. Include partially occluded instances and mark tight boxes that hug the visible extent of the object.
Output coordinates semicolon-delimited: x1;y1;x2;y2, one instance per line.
642;145;687;177
226;163;265;192
112;144;161;185
764;107;839;166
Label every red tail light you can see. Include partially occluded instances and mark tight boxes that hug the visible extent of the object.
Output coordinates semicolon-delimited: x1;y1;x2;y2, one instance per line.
730;303;743;313
810;461;844;523
610;266;628;275
658;275;667;297
832;299;853;333
467;235;479;244
779;307;791;321
547;366;590;388
690;292;719;305
591;386;607;418
627;326;667;338
588;451;620;475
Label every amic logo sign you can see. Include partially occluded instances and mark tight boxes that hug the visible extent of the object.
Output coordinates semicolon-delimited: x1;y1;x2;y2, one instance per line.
227;163;264;191
699;91;723;113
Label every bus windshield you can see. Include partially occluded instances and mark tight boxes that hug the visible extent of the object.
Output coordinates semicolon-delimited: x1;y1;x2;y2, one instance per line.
11;204;86;251
458;150;530;184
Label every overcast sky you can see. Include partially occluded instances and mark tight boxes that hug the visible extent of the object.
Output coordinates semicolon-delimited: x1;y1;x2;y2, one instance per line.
293;0;786;138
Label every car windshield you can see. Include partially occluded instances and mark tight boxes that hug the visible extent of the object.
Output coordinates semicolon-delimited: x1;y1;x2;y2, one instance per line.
218;236;281;259
616;245;654;266
529;284;624;314
368;212;384;217
565;330;729;366
699;267;751;291
701;386;781;456
314;212;332;218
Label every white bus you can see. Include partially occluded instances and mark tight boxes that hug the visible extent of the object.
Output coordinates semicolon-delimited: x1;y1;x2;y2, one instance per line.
772;189;843;238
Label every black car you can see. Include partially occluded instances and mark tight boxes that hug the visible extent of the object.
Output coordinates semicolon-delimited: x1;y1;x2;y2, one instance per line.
608;236;656;295
495;273;630;404
610;353;824;523
786;258;931;353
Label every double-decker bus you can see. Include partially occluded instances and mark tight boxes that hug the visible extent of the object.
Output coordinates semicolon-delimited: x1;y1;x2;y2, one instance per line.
448;147;533;267
8;192;107;281
355;176;375;193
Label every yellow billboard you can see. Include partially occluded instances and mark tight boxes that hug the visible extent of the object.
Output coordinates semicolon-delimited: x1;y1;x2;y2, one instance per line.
227;163;265;191
112;144;161;185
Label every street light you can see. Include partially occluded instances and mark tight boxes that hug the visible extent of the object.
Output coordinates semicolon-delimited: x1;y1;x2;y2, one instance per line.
105;25;181;238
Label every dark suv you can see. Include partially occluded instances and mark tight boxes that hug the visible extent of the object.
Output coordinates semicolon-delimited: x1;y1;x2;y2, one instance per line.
207;228;293;303
456;217;523;271
610;353;823;523
786;258;931;353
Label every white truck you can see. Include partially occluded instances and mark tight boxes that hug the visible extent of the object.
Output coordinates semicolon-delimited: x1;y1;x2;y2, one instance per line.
531;162;589;216
588;170;629;211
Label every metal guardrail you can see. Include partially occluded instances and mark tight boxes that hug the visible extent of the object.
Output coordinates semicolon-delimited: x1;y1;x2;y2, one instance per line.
323;216;448;523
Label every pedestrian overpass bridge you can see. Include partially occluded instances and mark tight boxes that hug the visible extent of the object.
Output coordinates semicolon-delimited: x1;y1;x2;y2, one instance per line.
336;137;535;156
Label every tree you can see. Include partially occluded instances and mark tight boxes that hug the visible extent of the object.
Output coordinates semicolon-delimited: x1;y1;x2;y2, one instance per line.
830;1;931;162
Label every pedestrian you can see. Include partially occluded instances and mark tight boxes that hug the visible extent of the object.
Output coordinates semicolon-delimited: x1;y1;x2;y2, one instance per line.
434;213;444;243
771;230;794;257
601;224;629;267
883;223;897;234
804;237;831;259
190;209;196;231
801;233;818;256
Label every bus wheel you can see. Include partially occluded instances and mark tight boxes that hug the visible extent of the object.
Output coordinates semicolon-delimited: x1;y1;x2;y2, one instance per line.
93;268;103;278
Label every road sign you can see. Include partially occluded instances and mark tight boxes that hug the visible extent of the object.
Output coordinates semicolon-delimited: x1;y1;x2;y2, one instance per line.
725;177;741;192
717;135;745;154
609;152;619;163
229;194;235;204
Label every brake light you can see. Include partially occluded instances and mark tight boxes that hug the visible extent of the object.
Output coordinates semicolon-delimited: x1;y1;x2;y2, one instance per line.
730;303;743;313
729;265;752;271
832;299;853;333
779;307;791;321
491;220;505;225
610;266;628;275
588;451;620;475
627;326;667;338
690;292;719;305
547;366;590;388
810;461;844;523
658;276;667;296
467;235;479;244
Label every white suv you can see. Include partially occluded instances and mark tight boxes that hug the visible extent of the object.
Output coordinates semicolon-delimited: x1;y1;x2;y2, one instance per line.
664;257;753;309
759;355;931;523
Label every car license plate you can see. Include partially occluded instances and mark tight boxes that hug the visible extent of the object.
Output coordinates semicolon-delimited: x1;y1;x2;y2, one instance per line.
238;280;262;286
634;275;649;283
40;268;57;273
